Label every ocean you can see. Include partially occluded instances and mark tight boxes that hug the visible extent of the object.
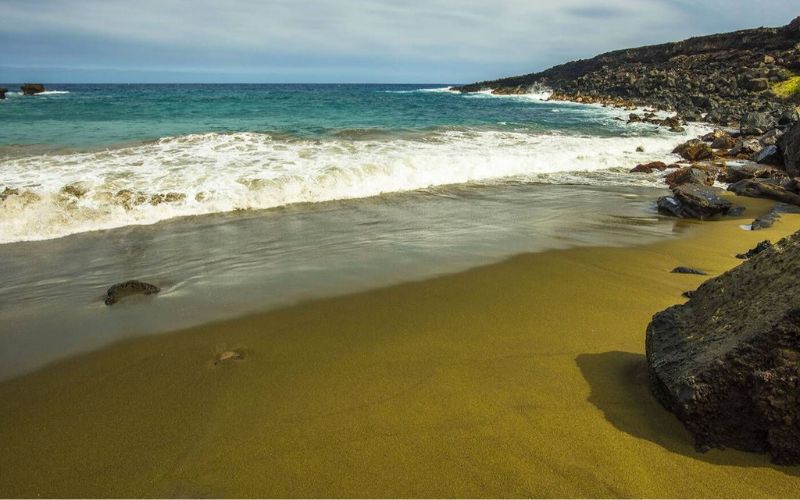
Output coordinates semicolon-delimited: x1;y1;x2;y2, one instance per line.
0;83;706;377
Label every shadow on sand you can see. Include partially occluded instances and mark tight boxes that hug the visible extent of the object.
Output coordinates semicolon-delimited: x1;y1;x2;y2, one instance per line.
576;351;800;477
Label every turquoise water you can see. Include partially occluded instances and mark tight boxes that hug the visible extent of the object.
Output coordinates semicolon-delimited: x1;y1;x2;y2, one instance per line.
0;84;704;244
0;83;706;378
2;84;638;149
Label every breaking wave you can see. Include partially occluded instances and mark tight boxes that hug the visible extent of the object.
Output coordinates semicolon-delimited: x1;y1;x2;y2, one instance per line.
0;125;706;243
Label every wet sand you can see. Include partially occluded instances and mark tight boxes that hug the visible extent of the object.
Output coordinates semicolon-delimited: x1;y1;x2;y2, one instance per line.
1;196;800;497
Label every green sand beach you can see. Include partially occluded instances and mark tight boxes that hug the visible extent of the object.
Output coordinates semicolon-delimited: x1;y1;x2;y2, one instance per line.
2;196;799;498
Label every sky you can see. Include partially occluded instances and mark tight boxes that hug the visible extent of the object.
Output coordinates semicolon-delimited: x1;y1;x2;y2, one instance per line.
0;0;797;84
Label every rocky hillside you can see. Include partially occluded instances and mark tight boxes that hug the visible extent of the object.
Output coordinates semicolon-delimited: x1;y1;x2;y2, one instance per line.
455;17;800;125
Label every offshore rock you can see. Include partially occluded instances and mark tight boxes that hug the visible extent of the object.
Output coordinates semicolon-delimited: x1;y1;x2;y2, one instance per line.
646;231;800;464
20;83;45;95
0;88;7;99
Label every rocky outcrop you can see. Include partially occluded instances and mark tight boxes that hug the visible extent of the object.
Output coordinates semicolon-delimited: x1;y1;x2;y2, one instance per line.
657;184;733;219
646;231;800;464
0;88;7;100
728;178;800;206
455;18;800;125
104;280;160;305
20;83;45;95
780;122;800;176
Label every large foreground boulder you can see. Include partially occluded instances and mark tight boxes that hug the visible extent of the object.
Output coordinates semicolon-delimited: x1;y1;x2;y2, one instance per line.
646;231;800;464
20;83;45;95
657;184;733;219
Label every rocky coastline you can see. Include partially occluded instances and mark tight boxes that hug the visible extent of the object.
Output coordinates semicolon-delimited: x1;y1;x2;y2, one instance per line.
457;16;800;464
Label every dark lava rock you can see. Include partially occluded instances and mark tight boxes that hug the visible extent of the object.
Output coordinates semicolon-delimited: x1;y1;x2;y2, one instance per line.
780;122;800;177
754;145;783;166
0;88;7;100
20;83;45;95
682;290;696;299
751;203;800;230
719;162;786;183
631;161;668;173
657;184;733;219
646;231;800;464
671;266;708;275
104;280;160;306
673;139;714;161
728;179;800;206
736;240;772;259
664;167;715;188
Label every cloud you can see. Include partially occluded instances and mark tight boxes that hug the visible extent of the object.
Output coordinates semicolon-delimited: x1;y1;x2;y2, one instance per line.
0;0;797;83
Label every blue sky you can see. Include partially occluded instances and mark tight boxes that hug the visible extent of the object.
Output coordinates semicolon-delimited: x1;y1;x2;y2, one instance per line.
0;0;797;84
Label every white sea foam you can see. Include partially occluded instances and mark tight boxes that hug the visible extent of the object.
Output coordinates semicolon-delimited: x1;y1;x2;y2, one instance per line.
0;124;708;244
36;90;70;95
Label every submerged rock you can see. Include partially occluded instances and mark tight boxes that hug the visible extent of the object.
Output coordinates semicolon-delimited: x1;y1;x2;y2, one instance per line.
104;280;160;306
646;231;800;464
20;83;45;95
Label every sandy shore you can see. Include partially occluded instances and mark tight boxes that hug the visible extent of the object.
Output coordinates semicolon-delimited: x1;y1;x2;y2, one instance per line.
1;196;800;497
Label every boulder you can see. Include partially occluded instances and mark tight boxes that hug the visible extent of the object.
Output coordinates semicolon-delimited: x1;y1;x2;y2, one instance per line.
673;139;714;161
711;133;736;149
664;167;715;188
0;88;6;100
646;231;800;464
631;161;668;173
104;280;160;306
20;83;45;95
719;162;786;183
740;111;777;136
754;145;783;166
657;184;733;219
780;122;800;177
728;179;800;206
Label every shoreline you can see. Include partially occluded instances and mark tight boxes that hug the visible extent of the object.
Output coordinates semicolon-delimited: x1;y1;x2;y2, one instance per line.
2;195;800;497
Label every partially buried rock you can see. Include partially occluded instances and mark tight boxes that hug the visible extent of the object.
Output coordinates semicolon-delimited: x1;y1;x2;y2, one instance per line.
736;240;772;259
104;280;160;305
657;184;733;219
672;266;707;275
214;350;245;365
646;231;800;464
